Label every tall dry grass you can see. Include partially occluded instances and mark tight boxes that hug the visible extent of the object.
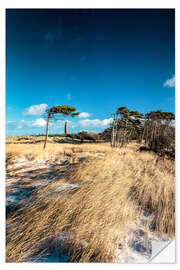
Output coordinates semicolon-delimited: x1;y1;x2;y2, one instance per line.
6;142;111;163
6;143;175;262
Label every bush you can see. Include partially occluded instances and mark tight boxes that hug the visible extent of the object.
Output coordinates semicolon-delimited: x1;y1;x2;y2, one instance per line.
150;134;175;159
77;131;96;141
67;133;78;139
99;128;112;141
48;134;66;138
89;133;100;140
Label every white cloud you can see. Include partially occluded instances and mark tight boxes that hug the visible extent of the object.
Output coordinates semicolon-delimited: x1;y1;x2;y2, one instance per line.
78;112;91;118
7;118;47;129
31;118;46;127
23;104;48;116
17;120;25;129
163;75;175;88
66;93;71;100
79;118;113;128
7;120;16;125
7;116;113;134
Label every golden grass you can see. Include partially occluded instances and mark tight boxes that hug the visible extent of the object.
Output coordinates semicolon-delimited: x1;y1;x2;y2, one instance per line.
6;142;111;161
6;143;175;262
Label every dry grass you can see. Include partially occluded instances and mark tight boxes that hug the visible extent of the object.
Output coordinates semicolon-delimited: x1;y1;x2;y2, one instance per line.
6;135;47;144
6;142;111;162
6;143;175;262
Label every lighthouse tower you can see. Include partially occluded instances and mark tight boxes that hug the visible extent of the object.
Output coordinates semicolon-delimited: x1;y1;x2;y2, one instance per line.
64;121;68;135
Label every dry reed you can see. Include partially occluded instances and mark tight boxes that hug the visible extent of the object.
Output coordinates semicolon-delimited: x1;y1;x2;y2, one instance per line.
6;143;175;262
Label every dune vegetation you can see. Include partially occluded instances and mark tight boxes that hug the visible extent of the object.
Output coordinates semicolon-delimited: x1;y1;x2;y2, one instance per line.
6;141;175;262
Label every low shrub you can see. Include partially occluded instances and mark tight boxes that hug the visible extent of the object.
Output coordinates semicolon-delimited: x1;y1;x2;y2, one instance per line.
77;131;96;141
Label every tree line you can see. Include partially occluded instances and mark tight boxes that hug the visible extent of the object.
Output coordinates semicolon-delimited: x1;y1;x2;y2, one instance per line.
43;105;175;158
100;107;175;157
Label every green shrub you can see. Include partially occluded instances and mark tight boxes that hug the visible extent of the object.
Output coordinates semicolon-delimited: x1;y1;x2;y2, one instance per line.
67;133;78;139
48;134;67;137
77;131;96;141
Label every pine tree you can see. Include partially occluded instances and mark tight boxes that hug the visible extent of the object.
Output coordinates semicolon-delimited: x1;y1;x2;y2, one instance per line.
43;105;80;149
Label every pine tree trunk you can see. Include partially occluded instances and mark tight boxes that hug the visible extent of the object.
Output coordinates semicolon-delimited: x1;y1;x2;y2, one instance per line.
44;113;51;149
141;121;146;144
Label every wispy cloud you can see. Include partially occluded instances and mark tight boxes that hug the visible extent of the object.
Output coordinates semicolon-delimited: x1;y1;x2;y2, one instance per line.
163;75;175;88
78;118;113;128
7;116;113;134
78;112;91;118
31;118;46;127
7;118;46;129
23;104;48;116
7;120;16;128
66;93;71;100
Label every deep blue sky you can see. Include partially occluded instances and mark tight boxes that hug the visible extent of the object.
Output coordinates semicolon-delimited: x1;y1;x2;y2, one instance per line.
6;9;175;136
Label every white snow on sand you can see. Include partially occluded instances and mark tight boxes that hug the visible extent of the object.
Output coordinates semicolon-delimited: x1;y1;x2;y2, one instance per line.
6;157;174;263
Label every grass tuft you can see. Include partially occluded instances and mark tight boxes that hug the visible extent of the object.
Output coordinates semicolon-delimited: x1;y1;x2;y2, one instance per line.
6;143;175;262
